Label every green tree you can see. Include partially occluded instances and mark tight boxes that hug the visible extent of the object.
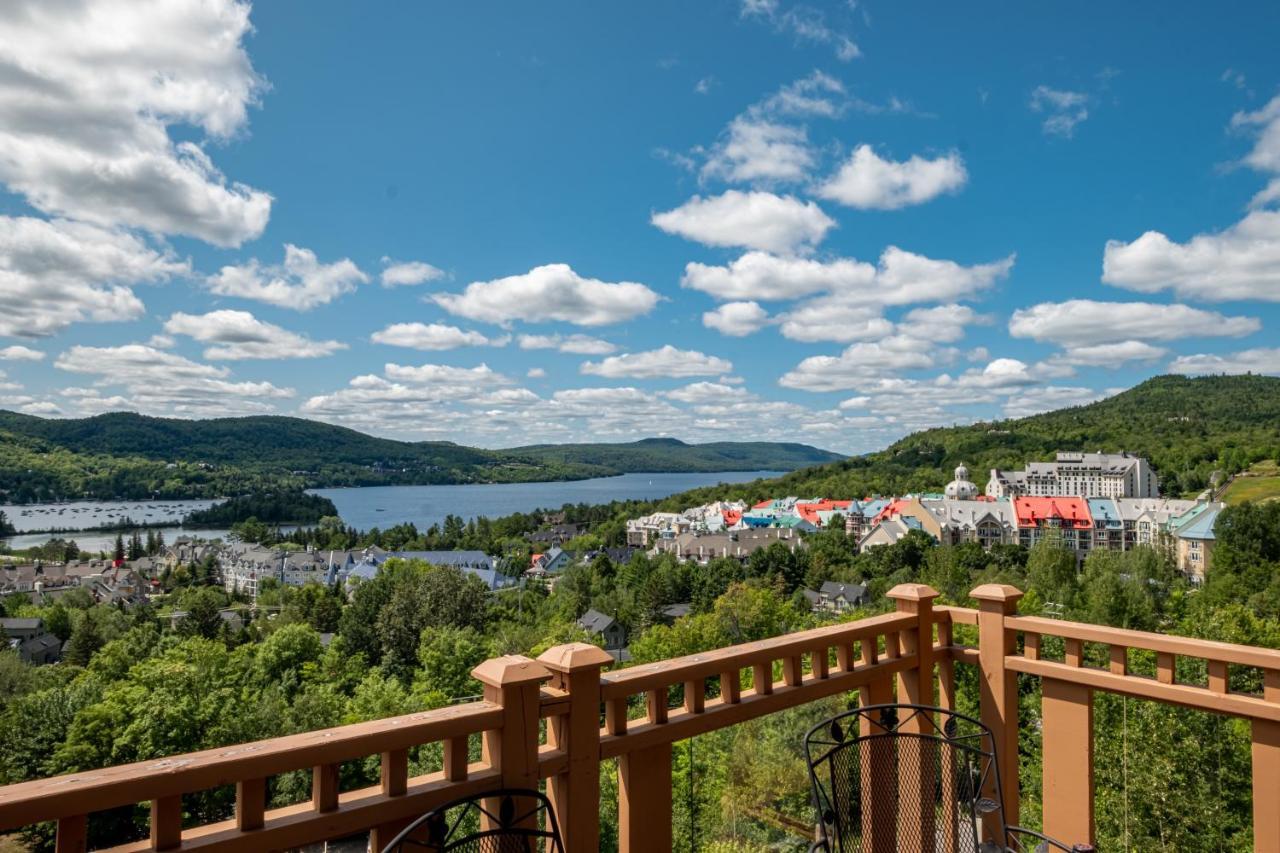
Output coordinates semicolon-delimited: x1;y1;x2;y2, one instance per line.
414;626;488;701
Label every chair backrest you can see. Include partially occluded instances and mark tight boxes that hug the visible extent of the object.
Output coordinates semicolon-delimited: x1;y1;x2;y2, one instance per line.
804;704;1009;853
380;788;564;853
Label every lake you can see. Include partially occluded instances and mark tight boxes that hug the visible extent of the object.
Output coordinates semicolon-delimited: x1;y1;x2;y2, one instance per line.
1;471;778;553
310;471;780;531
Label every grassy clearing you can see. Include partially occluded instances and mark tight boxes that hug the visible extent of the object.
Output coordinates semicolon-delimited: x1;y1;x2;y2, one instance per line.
1224;461;1280;505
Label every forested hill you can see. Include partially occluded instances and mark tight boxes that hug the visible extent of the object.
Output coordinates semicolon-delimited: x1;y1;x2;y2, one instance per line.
649;374;1280;509
0;411;841;502
511;437;842;472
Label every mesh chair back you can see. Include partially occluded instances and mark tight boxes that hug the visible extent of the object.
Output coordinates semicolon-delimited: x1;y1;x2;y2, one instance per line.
380;788;564;853
804;704;1008;853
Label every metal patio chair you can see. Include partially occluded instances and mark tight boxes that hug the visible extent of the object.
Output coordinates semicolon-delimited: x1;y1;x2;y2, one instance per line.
804;704;1087;853
379;788;564;853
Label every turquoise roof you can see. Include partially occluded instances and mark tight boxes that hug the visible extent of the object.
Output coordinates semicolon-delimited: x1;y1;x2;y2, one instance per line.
1086;498;1122;527
1177;507;1221;541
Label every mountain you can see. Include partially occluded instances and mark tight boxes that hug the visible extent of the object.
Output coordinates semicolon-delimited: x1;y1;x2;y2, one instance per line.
511;437;843;473
642;374;1280;511
0;411;842;503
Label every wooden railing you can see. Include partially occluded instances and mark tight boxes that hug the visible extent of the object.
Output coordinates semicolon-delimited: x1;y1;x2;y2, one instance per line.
3;583;1280;851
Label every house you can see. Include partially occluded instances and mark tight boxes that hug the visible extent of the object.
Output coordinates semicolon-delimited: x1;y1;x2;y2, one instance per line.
652;527;801;564
531;547;574;575
871;497;946;541
529;523;585;547
812;581;870;613
625;512;690;547
1172;505;1222;582
1;617;62;665
920;499;1015;549
1086;498;1125;551
659;603;692;623
858;516;925;552
1012;497;1093;553
341;550;515;592
578;609;627;651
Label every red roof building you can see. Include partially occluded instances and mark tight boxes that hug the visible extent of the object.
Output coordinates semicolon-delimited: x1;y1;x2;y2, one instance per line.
1013;496;1093;551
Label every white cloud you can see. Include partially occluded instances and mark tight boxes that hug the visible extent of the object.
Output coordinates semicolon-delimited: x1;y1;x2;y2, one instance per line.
209;244;369;310
434;263;660;327
1008;300;1260;346
777;302;892;343
380;259;445;287
652;190;834;253
1003;386;1111;418
756;71;848;118
684;247;1013;305
818;145;967;210
0;216;187;338
740;2;860;62
1030;86;1089;138
164;310;347;360
1169;348;1280;376
1102;209;1280;301
0;345;44;361
526;367;546;378
895;304;990;344
701;117;815;185
372;322;502;351
703;301;771;337
517;333;617;355
664;382;752;404
383;362;515;386
54;344;293;416
581;345;733;379
1231;95;1280;175
694;77;716;95
0;0;271;246
1050;341;1168;367
20;401;61;416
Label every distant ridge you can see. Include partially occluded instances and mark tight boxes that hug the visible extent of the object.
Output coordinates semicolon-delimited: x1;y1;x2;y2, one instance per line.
0;410;842;503
644;374;1280;509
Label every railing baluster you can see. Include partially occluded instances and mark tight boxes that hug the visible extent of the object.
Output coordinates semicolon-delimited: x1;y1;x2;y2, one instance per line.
235;777;265;832
1042;677;1094;847
646;688;668;724
1209;659;1229;694
1253;670;1280;853
836;642;854;672
605;697;628;735
752;661;773;696
444;735;469;781
619;743;673;852
1065;637;1084;668
1025;632;1040;661
860;661;896;853
811;646;830;679
1109;645;1127;676
719;668;741;704
381;748;408;797
54;814;86;853
312;763;339;813
783;654;803;687
150;794;182;850
1157;651;1176;684
684;678;705;714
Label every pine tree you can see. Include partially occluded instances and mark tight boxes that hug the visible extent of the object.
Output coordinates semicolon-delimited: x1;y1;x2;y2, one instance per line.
113;533;125;564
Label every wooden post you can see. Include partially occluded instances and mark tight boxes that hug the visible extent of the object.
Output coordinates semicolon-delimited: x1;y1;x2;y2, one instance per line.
150;795;182;851
539;642;614;853
971;583;1023;839
1041;677;1094;846
236;777;265;832
472;655;552;832
887;584;939;852
619;743;673;853
1253;670;1280;853
54;815;87;853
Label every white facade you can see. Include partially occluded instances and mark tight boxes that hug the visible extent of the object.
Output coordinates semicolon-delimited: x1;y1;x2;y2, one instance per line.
987;452;1159;499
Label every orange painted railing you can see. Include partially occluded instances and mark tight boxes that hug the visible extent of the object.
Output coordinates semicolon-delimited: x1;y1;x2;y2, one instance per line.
2;583;1280;851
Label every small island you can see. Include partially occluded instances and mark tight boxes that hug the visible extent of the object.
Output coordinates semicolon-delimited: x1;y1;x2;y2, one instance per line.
182;489;340;528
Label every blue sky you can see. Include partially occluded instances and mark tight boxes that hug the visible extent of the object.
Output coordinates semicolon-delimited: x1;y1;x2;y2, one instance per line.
0;0;1278;454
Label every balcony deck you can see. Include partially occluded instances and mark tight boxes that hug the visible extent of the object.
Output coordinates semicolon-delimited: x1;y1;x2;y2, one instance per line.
2;583;1279;851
